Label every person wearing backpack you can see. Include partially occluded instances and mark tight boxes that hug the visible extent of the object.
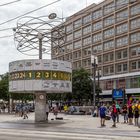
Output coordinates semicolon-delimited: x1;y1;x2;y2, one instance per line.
99;103;107;127
111;103;117;127
134;101;139;126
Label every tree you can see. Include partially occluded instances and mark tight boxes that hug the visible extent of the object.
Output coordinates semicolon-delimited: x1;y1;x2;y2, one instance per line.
72;68;92;105
0;73;9;101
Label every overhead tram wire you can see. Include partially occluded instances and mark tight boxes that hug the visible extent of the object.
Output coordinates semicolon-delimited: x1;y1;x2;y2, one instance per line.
0;0;61;26
0;0;21;7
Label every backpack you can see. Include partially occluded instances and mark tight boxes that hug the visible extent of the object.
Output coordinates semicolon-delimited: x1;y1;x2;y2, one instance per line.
134;105;139;112
113;106;117;114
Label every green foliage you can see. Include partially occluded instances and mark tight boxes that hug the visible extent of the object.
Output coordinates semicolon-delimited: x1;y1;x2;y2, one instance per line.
0;73;9;101
72;68;92;104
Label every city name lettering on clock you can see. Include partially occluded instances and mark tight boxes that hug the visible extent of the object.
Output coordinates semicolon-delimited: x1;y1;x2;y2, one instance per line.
9;70;71;81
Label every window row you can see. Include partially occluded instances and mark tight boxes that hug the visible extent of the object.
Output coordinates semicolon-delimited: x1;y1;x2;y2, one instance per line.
66;18;140;42
66;3;140;31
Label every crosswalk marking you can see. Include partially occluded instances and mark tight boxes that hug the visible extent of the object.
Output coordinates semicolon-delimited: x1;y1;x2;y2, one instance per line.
0;128;139;140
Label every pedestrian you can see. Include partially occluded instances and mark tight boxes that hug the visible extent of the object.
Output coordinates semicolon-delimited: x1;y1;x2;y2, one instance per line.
53;104;59;119
133;101;139;126
46;104;49;121
111;103;117;127
99;103;107;127
115;102;120;123
23;105;28;119
128;103;133;125
122;104;128;123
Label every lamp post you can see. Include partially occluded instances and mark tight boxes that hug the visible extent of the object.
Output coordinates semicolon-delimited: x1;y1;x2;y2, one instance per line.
91;55;98;109
96;69;102;105
37;32;43;59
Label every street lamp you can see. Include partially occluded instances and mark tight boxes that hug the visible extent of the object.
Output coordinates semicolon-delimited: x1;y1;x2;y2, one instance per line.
37;32;43;59
96;69;102;105
91;55;98;109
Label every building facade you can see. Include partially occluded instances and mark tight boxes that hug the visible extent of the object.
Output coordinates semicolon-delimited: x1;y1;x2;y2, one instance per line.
51;0;140;100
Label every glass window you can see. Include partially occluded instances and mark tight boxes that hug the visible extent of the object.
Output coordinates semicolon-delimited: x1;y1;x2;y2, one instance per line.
83;48;91;56
66;24;73;32
131;47;137;56
116;64;122;72
93;21;102;31
83;36;91;46
110;53;114;60
110;65;114;73
83;25;91;35
74;19;82;29
116;0;129;9
98;55;102;63
123;50;127;58
74;40;81;49
92;44;103;53
123;63;127;71
74;30;81;39
66;44;73;52
131;4;140;16
73;51;81;59
83;14;91;24
92;9;102;20
66;34;73;42
130;18;140;30
116;36;128;47
104;40;114;51
116;10;128;22
116;23;128;34
104;2;114;15
104;28;114;38
104;16;115;27
93;33;102;43
104;54;109;62
138;61;140;69
130;32;140;43
104;66;109;75
116;51;121;60
131;61;137;70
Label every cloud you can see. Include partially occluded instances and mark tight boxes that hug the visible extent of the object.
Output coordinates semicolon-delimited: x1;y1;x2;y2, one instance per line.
0;0;101;74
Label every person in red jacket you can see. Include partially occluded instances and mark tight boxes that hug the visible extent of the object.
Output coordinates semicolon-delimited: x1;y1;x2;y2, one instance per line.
111;103;117;127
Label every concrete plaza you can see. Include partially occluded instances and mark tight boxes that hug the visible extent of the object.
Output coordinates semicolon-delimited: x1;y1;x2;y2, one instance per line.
0;112;139;140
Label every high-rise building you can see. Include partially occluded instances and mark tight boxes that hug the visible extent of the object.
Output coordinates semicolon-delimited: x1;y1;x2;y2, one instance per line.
51;0;140;101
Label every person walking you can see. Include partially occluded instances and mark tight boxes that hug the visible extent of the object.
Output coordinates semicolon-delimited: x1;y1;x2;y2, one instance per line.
99;103;107;127
111;103;117;127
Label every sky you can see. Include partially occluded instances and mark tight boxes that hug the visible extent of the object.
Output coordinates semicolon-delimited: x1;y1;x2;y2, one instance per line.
0;0;103;75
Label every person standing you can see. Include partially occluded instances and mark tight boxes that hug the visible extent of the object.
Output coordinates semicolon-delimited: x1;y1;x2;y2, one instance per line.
122;104;128;123
133;101;139;126
115;102;120;123
128;103;133;125
111;104;117;127
46;104;49;121
99;103;107;127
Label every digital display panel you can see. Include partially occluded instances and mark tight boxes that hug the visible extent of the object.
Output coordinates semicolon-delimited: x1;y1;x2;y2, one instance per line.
9;71;71;81
112;89;123;98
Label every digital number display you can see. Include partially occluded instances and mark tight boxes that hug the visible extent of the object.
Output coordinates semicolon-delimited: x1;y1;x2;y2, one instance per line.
9;70;71;81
